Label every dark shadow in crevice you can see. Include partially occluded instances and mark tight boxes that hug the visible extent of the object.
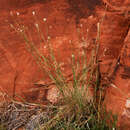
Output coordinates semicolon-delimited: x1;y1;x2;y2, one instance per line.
66;0;102;24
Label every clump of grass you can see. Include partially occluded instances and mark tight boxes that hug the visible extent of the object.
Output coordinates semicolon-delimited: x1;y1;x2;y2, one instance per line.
0;124;6;130
10;13;118;130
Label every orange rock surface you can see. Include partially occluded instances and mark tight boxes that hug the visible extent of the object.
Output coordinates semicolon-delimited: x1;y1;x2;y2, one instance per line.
0;0;129;129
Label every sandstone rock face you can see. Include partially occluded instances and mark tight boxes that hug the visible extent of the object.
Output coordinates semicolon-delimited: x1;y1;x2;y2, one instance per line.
0;0;129;129
100;1;130;129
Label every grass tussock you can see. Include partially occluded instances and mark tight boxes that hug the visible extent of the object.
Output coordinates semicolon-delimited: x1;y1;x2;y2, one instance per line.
0;14;119;130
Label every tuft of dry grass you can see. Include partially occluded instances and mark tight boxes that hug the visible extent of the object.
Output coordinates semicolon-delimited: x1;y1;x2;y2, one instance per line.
4;13;119;130
0;101;44;130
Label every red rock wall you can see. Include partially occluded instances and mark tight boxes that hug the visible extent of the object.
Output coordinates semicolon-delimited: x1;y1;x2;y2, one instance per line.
0;0;129;129
99;1;130;129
